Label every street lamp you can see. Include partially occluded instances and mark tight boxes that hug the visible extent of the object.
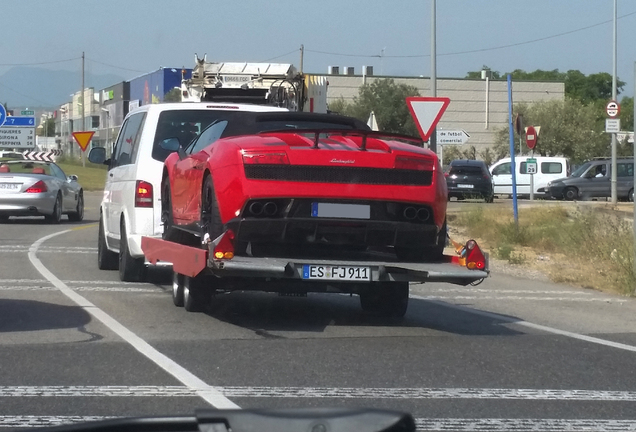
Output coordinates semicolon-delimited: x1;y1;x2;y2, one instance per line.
481;68;492;129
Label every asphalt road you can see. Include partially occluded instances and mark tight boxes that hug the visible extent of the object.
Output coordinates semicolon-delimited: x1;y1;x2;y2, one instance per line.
2;192;636;431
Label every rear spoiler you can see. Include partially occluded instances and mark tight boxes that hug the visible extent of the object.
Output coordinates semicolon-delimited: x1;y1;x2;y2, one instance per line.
258;129;424;150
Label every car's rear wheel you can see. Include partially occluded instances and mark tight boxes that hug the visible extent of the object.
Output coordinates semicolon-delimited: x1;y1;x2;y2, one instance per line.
118;221;146;282
68;191;84;222
98;214;118;270
484;193;494;203
564;187;578;201
45;193;62;224
183;275;208;312
395;220;447;262
201;175;223;241
172;272;185;307
359;282;409;318
161;177;183;242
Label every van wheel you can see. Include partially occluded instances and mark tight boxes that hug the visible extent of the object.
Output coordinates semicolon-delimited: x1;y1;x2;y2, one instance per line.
98;214;118;270
629;188;634;202
564;187;578;201
119;222;147;282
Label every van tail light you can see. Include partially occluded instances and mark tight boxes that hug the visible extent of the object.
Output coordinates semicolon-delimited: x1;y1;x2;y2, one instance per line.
25;180;47;193
242;151;289;165
395;156;434;171
135;180;153;208
212;230;235;260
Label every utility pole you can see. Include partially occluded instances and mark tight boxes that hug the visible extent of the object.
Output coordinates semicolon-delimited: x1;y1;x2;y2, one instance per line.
299;44;304;74
81;51;86;167
429;0;437;154
611;0;617;204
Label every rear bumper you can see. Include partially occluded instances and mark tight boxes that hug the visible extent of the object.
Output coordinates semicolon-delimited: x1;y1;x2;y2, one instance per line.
0;192;56;216
447;185;492;198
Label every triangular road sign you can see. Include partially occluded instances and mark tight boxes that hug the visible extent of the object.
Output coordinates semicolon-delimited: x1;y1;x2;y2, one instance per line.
72;131;95;152
406;97;450;141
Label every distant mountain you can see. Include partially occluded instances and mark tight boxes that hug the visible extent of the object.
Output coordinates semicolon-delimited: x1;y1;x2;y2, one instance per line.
0;67;125;109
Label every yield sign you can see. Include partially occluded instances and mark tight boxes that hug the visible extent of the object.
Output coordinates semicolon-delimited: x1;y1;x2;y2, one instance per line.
406;96;450;141
72;131;95;152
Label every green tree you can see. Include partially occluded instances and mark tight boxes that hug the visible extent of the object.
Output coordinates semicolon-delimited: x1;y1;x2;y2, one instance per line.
163;88;182;102
44;117;55;137
332;78;421;136
493;99;609;164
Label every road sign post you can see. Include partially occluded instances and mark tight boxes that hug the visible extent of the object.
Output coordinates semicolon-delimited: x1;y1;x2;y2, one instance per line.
526;157;537;201
607;100;620;204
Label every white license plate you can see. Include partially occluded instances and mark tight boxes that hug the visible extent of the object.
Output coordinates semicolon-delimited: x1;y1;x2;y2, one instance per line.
0;183;19;190
311;202;370;219
457;184;474;189
302;265;371;281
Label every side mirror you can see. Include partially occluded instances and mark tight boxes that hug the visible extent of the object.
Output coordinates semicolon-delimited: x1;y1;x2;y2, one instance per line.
68;174;78;182
88;147;107;165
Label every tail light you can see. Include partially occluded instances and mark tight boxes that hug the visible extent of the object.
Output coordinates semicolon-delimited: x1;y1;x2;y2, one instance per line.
135;180;153;208
242;151;289;165
394;156;434;171
25;180;47;193
213;230;235;260
465;240;486;270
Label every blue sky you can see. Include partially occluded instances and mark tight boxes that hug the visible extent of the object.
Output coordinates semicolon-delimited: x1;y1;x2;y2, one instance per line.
2;0;636;99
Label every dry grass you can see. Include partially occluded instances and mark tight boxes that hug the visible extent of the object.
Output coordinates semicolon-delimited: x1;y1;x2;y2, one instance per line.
449;205;636;296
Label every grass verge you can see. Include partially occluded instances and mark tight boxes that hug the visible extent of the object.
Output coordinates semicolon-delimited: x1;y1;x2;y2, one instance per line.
56;156;107;191
449;205;636;295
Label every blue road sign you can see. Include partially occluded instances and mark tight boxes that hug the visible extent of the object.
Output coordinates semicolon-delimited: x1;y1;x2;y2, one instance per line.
0;104;6;127
1;116;35;127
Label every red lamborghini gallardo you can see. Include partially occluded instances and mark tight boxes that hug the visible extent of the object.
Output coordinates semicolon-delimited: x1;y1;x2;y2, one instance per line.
160;111;448;262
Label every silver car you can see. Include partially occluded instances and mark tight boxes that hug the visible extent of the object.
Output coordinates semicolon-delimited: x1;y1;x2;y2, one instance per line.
0;160;84;223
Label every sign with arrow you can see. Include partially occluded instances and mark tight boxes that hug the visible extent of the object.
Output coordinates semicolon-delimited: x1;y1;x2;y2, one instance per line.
72;131;95;152
406;97;450;142
437;130;470;145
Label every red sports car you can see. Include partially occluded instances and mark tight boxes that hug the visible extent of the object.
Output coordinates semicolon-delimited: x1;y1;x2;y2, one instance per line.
160;112;448;262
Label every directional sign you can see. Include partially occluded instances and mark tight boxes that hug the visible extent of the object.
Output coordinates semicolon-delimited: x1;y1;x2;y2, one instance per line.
0;126;35;148
606;100;620;118
525;126;537;149
0;104;6;127
72;131;95;152
406;97;450;141
21;110;34;116
2;116;35;127
437;129;470;145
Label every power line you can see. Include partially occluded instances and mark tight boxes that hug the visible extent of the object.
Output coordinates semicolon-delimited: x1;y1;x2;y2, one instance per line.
85;58;147;73
259;49;300;63
305;10;636;59
0;80;50;106
0;57;80;67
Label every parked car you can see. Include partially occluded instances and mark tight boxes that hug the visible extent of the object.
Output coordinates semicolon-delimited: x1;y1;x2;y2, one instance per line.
490;156;569;198
445;159;493;203
87;102;289;282
547;158;634;201
0;160;84;223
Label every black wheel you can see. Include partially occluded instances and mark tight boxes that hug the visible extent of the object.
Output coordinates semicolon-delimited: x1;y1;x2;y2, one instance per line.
45;193;62;223
564;187;578;201
172;272;185;307
98;214;118;270
183;275;208;312
485;194;494;203
359;282;409;318
629;188;634;202
119;221;146;282
68;191;84;222
201;175;223;240
395;220;447;262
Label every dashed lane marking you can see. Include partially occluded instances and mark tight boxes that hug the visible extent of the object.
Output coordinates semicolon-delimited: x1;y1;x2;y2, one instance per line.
27;229;238;409
2;386;636;401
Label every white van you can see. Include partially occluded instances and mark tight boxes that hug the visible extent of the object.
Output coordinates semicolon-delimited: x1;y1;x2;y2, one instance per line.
490;156;570;197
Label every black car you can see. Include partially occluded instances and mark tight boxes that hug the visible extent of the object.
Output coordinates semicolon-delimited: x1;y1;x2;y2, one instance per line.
445;159;494;203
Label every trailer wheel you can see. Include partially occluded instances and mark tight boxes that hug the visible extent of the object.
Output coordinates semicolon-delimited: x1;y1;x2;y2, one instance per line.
201;175;223;241
172;272;185;307
183;275;207;312
359;282;409;318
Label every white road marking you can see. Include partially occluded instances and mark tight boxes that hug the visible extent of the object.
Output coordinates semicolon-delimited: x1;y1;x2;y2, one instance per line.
27;229;238;409
413;296;636;353
2;416;636;431
0;245;96;254
3;385;636;401
415;295;625;302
